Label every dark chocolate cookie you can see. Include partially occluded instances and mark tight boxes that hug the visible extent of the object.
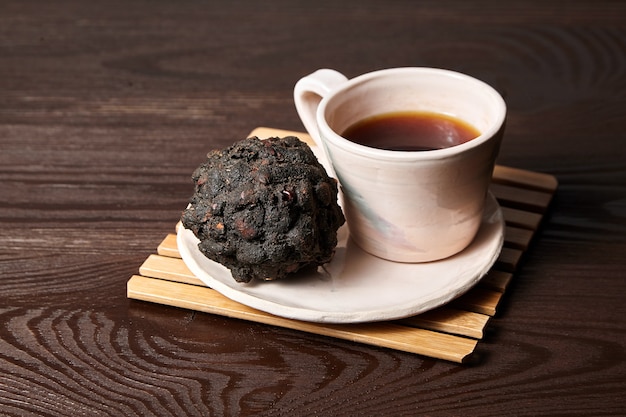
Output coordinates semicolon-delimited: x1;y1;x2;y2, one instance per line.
181;136;345;283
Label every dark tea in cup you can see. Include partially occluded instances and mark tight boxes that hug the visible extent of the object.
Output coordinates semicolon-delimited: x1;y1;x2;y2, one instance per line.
341;111;480;151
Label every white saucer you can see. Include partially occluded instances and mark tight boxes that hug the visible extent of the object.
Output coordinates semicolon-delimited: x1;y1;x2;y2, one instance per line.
177;192;504;324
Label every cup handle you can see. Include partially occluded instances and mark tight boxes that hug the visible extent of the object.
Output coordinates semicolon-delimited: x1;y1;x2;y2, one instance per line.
294;69;349;151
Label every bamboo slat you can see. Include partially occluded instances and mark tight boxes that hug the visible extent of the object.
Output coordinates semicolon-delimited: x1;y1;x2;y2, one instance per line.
127;275;477;363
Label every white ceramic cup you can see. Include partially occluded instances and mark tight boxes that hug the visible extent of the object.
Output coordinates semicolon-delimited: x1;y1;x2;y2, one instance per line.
294;67;506;263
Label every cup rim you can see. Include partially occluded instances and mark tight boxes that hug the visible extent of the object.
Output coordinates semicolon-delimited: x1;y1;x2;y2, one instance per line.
316;67;507;161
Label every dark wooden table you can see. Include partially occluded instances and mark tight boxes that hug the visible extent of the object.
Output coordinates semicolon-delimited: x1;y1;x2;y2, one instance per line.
1;1;625;415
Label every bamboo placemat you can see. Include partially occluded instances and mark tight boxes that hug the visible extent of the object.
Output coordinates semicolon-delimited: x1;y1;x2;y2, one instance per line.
127;127;558;363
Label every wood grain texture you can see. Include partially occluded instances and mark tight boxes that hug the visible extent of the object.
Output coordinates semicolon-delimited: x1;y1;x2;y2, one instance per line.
1;0;625;415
